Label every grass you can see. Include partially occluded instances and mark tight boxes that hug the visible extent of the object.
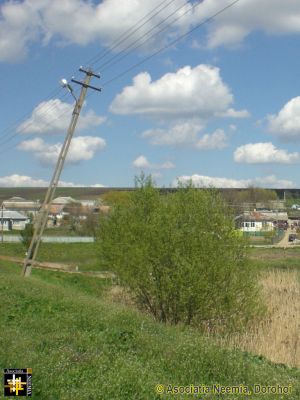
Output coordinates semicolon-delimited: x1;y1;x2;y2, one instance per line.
3;242;300;272
0;242;100;271
1;260;299;399
249;247;300;271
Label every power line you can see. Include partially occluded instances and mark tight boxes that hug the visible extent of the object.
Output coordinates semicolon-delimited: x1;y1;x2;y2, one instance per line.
87;0;179;68
0;91;70;149
95;0;199;73
0;86;64;141
102;0;240;87
0;0;179;148
0;0;241;156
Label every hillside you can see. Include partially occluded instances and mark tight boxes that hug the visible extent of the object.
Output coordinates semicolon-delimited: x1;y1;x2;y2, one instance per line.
0;187;131;202
1;261;299;399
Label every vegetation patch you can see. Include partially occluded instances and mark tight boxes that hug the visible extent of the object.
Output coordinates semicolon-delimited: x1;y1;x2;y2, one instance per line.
0;242;99;271
0;261;299;399
98;177;261;329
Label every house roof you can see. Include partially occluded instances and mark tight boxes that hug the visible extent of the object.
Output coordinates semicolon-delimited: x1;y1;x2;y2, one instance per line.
7;196;27;202
1;210;27;220
48;204;65;214
241;211;288;222
52;196;79;205
3;197;40;208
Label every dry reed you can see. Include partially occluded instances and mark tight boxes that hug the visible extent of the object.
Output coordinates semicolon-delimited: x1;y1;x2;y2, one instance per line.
219;269;300;367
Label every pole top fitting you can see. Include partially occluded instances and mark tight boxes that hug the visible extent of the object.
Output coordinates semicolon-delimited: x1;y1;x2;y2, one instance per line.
79;66;100;79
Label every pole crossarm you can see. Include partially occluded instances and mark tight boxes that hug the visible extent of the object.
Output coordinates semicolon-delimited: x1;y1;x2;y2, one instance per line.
22;67;100;277
71;79;101;92
79;66;100;78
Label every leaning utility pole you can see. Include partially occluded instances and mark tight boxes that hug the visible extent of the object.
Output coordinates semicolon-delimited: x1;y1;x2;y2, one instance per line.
22;67;101;277
1;203;4;243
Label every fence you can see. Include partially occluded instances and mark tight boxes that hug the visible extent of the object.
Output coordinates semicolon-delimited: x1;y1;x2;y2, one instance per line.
1;235;95;243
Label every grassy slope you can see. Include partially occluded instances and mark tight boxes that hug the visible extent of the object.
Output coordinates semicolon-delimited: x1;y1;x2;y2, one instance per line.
0;187;131;202
0;261;299;400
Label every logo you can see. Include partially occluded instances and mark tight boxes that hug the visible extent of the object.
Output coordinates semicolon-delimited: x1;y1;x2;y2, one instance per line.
4;369;32;397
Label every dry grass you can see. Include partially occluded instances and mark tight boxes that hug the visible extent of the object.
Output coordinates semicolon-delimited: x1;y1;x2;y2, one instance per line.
106;285;136;307
219;269;300;367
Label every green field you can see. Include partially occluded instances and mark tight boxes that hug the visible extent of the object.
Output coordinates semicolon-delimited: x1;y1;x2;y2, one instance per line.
3;242;300;273
249;247;300;271
0;187;132;202
0;242;100;271
1;260;299;399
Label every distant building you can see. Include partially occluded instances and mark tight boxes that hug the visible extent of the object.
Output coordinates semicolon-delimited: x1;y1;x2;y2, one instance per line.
0;210;29;231
236;211;288;233
291;204;300;210
268;200;286;210
51;196;80;205
2;196;40;216
241;200;286;212
49;197;80;217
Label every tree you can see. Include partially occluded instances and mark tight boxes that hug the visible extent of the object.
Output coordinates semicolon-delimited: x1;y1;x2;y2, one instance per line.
81;211;98;237
100;190;131;207
20;223;34;249
98;176;261;329
236;187;278;204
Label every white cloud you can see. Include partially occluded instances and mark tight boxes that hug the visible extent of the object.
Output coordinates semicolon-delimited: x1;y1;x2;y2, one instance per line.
267;97;300;141
175;174;295;189
217;108;250;118
132;155;151;169
252;175;295;189
142;123;229;150
0;174;105;187
234;142;300;164
142;121;202;146
195;129;228;150
0;1;40;62
17;99;106;135
18;136;106;165
0;0;191;63
2;1;300;63
0;174;49;187
186;0;300;49
133;155;175;170
110;65;246;120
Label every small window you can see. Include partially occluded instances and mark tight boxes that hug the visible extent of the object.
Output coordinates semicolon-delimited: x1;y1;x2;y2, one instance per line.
251;222;255;227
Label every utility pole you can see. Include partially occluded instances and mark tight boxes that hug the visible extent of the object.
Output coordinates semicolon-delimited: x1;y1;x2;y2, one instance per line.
1;203;4;243
22;67;101;277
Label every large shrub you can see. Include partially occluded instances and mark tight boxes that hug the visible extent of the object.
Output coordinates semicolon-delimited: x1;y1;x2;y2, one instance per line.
20;223;34;249
98;176;261;329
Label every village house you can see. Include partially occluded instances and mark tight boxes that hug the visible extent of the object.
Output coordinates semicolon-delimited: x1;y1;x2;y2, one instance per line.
48;196;80;218
2;196;40;216
0;210;29;231
236;210;288;234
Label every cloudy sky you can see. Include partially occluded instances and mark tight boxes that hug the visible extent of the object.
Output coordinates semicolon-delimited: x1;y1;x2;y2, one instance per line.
1;0;300;188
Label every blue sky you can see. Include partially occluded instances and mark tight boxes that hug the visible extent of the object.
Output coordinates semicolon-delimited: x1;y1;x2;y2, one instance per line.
1;0;300;188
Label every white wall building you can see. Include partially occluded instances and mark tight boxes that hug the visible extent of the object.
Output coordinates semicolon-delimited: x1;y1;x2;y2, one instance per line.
237;211;288;233
0;210;29;231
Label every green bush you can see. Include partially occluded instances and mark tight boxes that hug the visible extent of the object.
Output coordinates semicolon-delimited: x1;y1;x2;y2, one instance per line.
98;176;261;330
20;223;34;249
